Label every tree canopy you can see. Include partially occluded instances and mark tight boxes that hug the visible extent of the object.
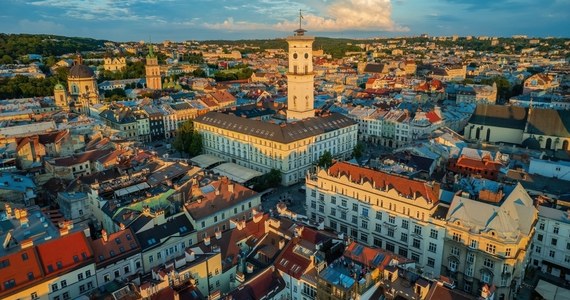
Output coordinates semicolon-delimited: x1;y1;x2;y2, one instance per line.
317;151;333;169
252;168;282;192
172;120;203;157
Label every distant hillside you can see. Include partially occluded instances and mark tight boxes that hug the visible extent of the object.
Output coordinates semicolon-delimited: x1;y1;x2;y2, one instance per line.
203;37;363;59
0;33;108;63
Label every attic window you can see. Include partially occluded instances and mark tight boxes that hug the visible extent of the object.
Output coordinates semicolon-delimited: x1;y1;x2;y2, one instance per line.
126;234;132;241
56;261;63;269
82;252;88;259
47;265;54;273
99;255;104;261
115;238;121;245
73;255;79;263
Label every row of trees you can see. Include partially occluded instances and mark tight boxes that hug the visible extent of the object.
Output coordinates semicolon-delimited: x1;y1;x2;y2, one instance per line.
0;33;106;63
0;68;68;99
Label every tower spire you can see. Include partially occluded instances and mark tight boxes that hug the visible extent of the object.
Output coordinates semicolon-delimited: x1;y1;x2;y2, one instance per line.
299;9;303;30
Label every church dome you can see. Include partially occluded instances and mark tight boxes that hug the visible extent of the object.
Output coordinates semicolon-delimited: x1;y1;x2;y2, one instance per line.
69;64;95;78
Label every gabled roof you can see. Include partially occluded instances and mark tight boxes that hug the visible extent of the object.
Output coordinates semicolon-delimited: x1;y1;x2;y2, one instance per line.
469;104;528;129
0;247;43;297
274;239;312;279
135;214;194;251
36;231;94;275
226;267;285;300
47;148;114;167
526;108;570;137
184;178;257;220
89;228;140;268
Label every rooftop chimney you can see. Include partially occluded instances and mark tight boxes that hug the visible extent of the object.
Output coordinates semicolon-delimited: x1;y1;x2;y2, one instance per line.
204;236;211;246
20;238;34;249
102;229;108;242
215;230;222;240
279;239;286;250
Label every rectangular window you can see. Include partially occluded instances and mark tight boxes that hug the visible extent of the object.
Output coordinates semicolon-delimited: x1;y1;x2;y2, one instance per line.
360;233;368;243
536;246;541;253
430;229;438;239
427;257;435;267
385;242;395;252
486;243;496;254
552;238;558;246
340;211;347;220
361;207;369;217
466;264;474;277
402;219;409;229
352;203;358;212
414;225;422;235
387;228;394;238
318;204;324;213
467;252;475;263
451;246;460;256
412;238;421;249
483;258;494;269
376;211;382;220
505;248;511;257
539;223;545;230
361;220;368;229
341;199;347;207
537;234;543;241
554;227;560;234
373;238;382;247
78;273;84;281
330;208;336;216
351;215;358;224
61;280;67;288
399;247;408;257
401;233;408;243
550;250;556;258
331;196;336;204
428;242;437;253
388;215;395;224
412;253;420;262
470;240;478;249
375;223;382;233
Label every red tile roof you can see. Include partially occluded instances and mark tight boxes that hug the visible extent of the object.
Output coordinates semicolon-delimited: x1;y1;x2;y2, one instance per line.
48;148;114;167
226;267;285;300
36;231;94;275
0;247;43;297
426;111;442;123
327;162;439;204
274;239;312;279
185;179;257;220
89;228;140;268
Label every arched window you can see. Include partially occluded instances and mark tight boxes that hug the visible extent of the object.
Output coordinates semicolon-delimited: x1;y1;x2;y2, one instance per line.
545;138;552;149
476;128;481;139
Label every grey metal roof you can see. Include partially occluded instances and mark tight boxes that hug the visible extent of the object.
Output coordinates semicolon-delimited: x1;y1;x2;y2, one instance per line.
194;111;357;144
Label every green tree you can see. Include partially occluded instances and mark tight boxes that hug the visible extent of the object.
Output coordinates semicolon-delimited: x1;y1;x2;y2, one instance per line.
192;68;207;78
0;54;13;64
252;168;282;191
172;121;203;157
317;150;333;169
352;142;365;159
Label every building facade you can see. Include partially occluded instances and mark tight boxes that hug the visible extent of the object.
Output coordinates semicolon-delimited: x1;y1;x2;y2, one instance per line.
443;183;537;299
531;206;570;281
305;161;446;278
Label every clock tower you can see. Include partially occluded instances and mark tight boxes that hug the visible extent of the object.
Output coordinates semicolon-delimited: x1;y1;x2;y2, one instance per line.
145;43;162;90
286;15;315;122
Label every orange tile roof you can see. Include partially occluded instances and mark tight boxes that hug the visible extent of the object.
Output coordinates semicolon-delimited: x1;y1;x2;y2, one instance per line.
0;247;43;297
89;228;140;268
426;111;442;123
327;162;439;203
185;179;257;220
36;231;94;275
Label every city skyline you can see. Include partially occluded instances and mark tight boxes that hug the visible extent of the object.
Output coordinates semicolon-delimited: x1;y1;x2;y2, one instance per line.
1;0;569;41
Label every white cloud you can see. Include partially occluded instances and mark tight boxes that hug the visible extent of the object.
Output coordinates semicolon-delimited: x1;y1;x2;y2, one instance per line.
277;0;408;31
204;0;408;32
203;17;269;31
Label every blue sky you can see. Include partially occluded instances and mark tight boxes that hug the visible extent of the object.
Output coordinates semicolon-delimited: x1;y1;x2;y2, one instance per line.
2;0;569;41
